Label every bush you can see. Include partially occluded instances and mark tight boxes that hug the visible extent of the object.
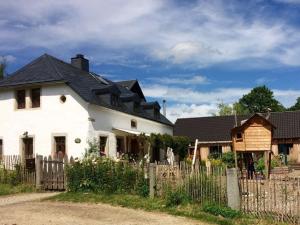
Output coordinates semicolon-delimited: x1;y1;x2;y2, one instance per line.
165;188;189;207
0;165;22;186
203;203;241;219
66;157;148;197
221;152;235;168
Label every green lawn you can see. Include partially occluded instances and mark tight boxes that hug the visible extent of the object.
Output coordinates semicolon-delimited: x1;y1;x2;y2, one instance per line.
0;183;35;196
49;192;285;225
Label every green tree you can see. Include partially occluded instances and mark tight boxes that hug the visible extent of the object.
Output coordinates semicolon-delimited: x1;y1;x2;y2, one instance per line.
215;101;249;116
0;58;7;79
238;85;285;113
289;97;300;111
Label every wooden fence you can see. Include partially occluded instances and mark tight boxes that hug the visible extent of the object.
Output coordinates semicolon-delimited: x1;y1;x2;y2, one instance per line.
39;155;73;191
0;155;36;185
240;176;300;224
155;162;227;206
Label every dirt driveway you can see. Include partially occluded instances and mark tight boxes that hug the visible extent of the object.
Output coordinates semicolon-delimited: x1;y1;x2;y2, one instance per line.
0;193;207;225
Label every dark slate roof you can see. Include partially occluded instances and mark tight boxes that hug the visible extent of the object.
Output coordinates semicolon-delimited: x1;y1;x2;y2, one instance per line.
116;80;136;89
0;54;173;126
174;111;300;142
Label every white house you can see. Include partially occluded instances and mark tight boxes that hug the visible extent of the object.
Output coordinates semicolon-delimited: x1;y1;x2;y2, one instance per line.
0;54;173;161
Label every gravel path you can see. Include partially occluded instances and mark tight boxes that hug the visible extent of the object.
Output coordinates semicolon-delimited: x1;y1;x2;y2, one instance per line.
0;194;207;225
0;192;59;206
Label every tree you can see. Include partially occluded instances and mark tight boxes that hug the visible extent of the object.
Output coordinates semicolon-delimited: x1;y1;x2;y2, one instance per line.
289;97;300;111
238;85;285;113
215;101;249;116
0;57;7;79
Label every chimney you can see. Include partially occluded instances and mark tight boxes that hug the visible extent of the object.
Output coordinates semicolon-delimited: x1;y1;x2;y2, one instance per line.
162;99;166;117
71;54;89;72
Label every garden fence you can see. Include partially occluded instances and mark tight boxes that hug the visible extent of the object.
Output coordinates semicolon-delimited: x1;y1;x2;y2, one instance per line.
154;161;227;206
240;175;300;224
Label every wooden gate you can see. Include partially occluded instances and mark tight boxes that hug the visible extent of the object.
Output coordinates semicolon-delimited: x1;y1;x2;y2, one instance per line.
41;155;69;191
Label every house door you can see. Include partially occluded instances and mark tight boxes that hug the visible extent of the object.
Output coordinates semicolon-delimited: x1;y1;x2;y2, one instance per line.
278;144;293;165
55;137;66;157
23;138;33;159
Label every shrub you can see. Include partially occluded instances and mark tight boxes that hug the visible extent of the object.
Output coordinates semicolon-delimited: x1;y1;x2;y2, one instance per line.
66;157;148;196
165;188;189;207
203;203;241;219
221;152;235;168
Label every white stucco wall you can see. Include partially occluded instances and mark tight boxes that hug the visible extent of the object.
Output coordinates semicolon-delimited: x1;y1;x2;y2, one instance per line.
0;83;173;159
87;104;173;158
0;83;89;158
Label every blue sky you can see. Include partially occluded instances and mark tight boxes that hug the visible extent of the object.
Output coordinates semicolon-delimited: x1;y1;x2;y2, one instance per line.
1;0;300;122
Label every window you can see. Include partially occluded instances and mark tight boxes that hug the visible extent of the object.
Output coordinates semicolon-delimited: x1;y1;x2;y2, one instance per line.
31;88;40;108
131;119;137;129
16;90;26;109
111;94;119;106
154;109;160;119
99;136;107;155
236;132;243;140
209;146;222;159
0;139;3;159
133;102;140;112
54;136;66;157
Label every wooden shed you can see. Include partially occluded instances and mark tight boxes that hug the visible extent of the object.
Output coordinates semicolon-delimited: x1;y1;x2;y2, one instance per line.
231;114;275;152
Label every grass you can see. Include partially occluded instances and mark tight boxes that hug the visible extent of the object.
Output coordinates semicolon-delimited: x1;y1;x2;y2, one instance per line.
0;183;35;196
48;192;287;225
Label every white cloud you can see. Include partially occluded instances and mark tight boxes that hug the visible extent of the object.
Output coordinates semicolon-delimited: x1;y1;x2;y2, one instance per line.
143;84;250;104
274;89;300;106
0;1;300;67
148;75;208;85
0;55;16;63
166;103;217;122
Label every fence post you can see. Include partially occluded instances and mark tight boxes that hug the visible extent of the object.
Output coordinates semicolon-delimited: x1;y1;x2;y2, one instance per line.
226;168;240;210
149;163;156;198
35;154;43;190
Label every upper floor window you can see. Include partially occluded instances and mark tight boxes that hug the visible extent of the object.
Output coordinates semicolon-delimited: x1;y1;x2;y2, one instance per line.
111;94;119;107
131;119;137;129
154;109;160;119
16;90;26;109
31;88;40;108
133;102;140;112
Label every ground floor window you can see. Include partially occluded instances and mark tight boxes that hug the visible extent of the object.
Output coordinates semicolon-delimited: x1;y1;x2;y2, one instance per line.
99;136;107;156
22;137;33;159
209;145;222;159
54;136;66;157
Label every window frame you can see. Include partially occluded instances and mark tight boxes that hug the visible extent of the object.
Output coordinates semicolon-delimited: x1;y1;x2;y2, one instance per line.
30;88;41;108
0;139;3;159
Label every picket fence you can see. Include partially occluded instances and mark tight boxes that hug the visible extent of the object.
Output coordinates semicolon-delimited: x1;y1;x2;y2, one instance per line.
155;161;227;206
0;155;36;185
240;176;300;224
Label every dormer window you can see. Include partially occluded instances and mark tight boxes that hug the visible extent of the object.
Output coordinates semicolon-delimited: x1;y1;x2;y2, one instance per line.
131;119;137;129
16;90;26;109
133;102;140;112
154;109;160;119
31;88;40;108
111;94;119;106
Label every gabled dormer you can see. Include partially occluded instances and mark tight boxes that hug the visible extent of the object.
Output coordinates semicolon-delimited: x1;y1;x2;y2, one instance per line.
92;84;121;107
141;101;161;119
120;93;141;113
